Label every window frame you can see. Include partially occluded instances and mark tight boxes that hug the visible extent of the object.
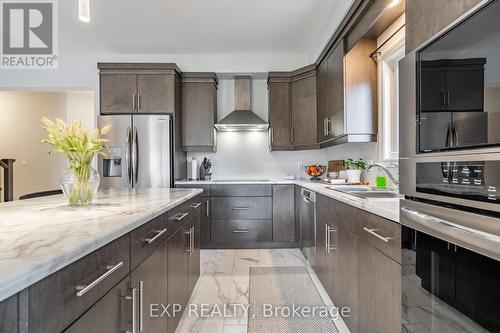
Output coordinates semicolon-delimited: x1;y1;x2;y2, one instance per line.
377;15;405;163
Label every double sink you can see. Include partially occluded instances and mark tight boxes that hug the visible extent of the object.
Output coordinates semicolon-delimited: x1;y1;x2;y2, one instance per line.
329;186;401;199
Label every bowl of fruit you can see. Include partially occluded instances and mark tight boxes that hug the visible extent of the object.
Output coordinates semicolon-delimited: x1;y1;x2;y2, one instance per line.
304;164;326;181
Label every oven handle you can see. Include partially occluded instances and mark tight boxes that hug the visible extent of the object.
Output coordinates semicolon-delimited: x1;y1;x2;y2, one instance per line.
401;206;500;260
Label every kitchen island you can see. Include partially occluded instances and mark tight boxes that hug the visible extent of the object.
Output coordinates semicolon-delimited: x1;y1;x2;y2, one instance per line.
0;188;203;333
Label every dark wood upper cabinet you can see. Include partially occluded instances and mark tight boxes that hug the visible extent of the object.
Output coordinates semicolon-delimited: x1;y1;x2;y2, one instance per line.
291;72;318;147
137;74;175;113
328;41;345;138
98;63;181;115
317;60;329;143
100;74;137;114
310;38;380;148
406;0;483;54
268;64;318;151
0;295;18;333
318;40;345;144
268;81;292;149
181;73;218;152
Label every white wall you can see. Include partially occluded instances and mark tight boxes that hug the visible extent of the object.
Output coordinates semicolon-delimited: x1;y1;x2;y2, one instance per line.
66;91;96;128
0;91;94;201
188;78;379;180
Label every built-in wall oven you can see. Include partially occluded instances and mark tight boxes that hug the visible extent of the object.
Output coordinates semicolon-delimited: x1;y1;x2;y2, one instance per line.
399;1;500;332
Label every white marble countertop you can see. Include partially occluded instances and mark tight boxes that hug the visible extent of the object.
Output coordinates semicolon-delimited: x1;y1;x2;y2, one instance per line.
0;188;202;302
176;179;295;185
294;180;400;223
176;179;400;223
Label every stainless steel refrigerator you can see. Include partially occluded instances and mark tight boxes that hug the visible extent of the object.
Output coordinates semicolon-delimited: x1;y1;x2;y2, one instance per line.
98;115;173;189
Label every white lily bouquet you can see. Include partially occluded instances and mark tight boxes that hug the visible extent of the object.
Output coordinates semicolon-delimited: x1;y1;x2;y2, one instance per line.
41;118;111;206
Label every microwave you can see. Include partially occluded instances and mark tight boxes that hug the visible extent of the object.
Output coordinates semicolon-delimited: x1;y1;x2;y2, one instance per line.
415;0;500;154
399;0;500;214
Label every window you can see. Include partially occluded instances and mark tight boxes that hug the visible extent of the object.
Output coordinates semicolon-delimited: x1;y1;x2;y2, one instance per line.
377;16;405;162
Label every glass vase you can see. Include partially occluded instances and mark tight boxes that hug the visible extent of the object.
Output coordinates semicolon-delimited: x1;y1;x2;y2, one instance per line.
60;166;100;206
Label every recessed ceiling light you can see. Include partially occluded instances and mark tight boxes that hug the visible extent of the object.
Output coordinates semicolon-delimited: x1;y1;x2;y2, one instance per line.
387;0;401;8
79;0;90;22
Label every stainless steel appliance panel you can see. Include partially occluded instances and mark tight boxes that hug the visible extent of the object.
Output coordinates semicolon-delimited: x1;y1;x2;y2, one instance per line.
398;51;417;159
98;115;132;189
132;115;172;188
401;199;500;333
299;188;316;266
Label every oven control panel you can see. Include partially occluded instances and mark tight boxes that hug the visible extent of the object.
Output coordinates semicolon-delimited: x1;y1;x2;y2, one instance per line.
416;161;500;204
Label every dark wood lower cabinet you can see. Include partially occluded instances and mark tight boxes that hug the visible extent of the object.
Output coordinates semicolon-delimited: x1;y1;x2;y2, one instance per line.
131;241;168;333
0;295;17;333
272;184;296;243
188;216;201;296
311;190;400;333
200;197;211;247
64;277;132;333
167;226;189;333
315;195;334;299
332;224;359;333
358;240;400;333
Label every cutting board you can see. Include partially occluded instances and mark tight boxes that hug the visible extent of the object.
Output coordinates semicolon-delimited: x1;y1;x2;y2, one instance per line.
327;160;345;173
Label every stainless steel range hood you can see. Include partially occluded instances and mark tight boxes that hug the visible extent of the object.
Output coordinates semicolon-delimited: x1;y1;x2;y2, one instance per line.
214;76;269;131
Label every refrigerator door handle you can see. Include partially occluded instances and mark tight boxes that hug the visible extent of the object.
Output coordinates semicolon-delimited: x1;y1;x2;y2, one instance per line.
126;127;132;185
132;127;139;185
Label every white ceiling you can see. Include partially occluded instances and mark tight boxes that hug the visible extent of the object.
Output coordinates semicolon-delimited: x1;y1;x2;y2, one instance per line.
59;0;354;59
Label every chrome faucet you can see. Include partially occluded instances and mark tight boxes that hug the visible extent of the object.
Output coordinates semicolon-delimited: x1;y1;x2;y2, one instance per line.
366;163;399;187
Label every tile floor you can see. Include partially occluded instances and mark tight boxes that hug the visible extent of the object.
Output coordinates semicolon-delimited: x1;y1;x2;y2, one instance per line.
175;249;349;333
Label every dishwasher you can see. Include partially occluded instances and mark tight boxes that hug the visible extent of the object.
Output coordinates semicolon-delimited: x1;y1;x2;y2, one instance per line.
299;188;316;266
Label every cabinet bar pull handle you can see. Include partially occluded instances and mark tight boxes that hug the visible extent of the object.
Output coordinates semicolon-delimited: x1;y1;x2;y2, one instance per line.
126;287;137;333
327;226;337;253
191;226;195;255
144;228;167;244
184;228;193;254
75;261;124;297
233;229;250;233
173;212;189;221
206;200;210;217
126;127;132;185
133;94;136;111
325;224;329;252
139;281;144;332
191;202;202;208
363;227;393;243
232;207;250;210
137;94;141;111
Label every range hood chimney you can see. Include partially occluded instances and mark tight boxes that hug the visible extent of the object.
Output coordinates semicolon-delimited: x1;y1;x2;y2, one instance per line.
214;76;269;131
